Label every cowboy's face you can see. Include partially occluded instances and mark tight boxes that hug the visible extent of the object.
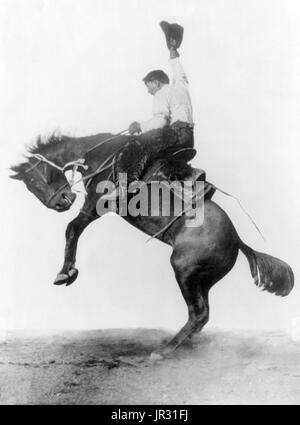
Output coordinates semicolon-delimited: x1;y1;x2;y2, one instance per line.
146;81;162;96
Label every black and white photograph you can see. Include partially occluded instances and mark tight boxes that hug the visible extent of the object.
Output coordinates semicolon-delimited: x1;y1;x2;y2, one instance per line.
0;0;299;408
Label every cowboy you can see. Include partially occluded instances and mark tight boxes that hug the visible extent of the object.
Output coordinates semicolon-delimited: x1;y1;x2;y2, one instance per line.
103;21;194;200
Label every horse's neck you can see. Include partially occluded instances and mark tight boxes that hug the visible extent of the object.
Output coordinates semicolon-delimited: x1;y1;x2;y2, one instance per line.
44;135;112;166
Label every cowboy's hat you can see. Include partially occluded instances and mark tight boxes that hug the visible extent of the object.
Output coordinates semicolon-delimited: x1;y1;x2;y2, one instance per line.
160;21;184;49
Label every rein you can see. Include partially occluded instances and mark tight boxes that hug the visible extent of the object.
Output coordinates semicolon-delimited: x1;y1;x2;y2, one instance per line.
85;129;129;154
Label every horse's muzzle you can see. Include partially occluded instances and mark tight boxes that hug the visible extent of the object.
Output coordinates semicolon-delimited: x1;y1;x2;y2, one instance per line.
51;190;76;212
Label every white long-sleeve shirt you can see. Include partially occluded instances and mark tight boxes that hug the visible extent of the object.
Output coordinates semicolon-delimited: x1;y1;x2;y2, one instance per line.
140;57;193;133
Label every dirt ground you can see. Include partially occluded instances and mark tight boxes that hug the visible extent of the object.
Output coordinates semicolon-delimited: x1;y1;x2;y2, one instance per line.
0;329;299;405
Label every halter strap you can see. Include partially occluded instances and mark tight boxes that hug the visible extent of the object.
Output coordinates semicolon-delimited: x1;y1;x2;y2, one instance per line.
32;154;89;173
31;154;64;172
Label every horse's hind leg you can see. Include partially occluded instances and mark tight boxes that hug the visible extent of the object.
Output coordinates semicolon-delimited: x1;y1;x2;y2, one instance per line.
152;254;210;358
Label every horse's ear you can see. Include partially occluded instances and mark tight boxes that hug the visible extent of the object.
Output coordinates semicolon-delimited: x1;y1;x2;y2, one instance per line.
9;164;24;180
9;173;22;180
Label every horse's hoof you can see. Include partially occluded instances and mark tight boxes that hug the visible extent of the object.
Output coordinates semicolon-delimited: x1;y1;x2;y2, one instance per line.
65;268;79;286
149;344;174;362
149;352;164;363
53;273;69;285
54;268;79;286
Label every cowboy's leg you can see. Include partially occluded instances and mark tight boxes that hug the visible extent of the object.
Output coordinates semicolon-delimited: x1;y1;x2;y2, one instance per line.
138;122;194;158
169;121;194;149
116;124;194;182
133;123;194;183
114;128;168;185
103;124;194;201
115;137;148;183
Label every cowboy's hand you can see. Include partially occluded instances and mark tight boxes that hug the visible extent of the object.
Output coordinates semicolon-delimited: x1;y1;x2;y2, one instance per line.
129;121;141;135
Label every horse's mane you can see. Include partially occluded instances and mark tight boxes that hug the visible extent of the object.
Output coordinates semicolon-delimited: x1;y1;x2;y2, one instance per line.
27;131;115;155
10;132;70;176
10;130;116;178
28;132;70;154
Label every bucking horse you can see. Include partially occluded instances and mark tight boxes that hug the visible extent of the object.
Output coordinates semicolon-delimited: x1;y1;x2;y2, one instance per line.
10;131;294;358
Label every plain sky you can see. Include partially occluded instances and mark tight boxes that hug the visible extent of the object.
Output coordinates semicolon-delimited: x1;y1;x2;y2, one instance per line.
0;0;300;333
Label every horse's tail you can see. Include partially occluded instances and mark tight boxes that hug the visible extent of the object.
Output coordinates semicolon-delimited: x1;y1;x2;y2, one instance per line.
239;239;294;296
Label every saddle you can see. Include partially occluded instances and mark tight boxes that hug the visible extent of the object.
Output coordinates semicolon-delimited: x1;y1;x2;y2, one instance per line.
142;148;215;201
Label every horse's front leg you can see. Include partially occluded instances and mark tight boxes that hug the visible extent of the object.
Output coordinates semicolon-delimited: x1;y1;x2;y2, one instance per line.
54;210;99;286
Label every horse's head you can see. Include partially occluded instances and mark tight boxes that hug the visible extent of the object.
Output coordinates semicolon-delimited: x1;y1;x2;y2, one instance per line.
10;157;76;212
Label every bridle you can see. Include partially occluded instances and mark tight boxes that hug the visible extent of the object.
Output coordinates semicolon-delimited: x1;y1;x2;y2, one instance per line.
25;151;120;207
25;154;89;207
27;154;89;175
24;129;131;208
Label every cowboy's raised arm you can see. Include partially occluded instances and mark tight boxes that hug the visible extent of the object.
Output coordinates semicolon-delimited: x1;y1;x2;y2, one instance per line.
169;47;189;85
